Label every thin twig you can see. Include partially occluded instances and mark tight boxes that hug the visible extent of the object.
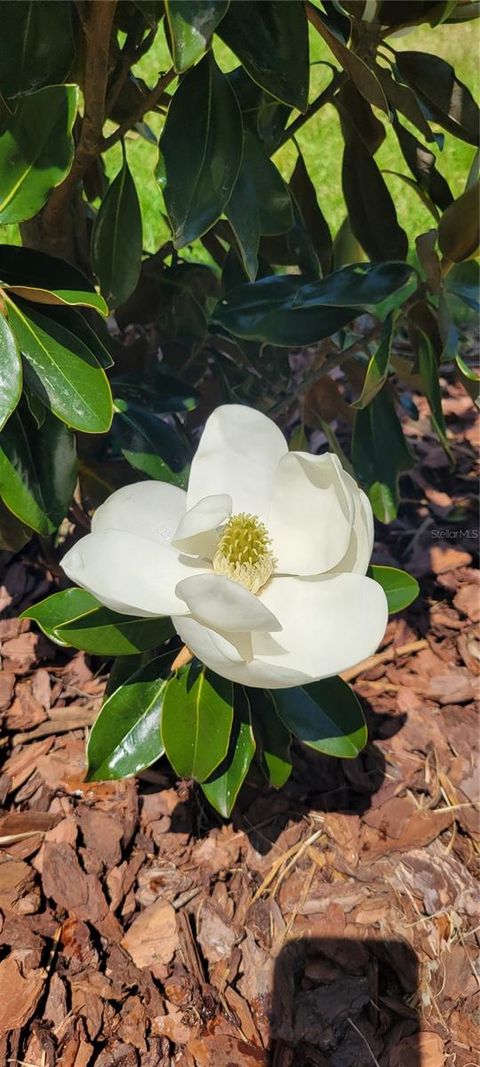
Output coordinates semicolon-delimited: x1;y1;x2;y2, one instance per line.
273;68;346;152
341;639;428;682
101;67;176;151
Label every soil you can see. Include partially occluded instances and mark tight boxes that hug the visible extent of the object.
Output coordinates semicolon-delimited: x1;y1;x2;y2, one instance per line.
0;370;478;1067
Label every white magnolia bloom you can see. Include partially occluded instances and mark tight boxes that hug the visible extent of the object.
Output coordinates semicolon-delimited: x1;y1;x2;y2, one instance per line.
62;405;388;688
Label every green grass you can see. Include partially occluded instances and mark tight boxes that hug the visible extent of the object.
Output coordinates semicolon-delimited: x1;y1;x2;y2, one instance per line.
1;19;478;263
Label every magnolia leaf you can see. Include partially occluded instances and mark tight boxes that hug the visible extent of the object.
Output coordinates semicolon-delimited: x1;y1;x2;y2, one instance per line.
162;662;234;782
0;315;22;430
273;677;367;759
218;0;309;112
165;0;230;72
0;404;76;535
21;588;99;644
92;151;143;310
201;687;256;816
0;85;77;223
352;387;414;523
369;565;419;614
87;654;173;781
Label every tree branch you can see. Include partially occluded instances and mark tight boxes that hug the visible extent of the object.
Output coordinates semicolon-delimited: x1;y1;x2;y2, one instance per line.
41;0;117;229
101;67;176;151
273;68;347;153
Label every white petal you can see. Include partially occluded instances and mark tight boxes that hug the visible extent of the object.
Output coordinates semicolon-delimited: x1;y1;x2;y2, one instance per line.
92;481;187;544
172;493;232;557
331;487;374;575
175;573;281;633
267;452;355;575
254;572;388;685
172;615;303;687
187;404;287;518
62;530;201;617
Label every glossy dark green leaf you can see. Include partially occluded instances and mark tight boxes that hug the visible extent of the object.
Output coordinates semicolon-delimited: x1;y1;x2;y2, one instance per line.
57;609;174;656
218;0;309;111
418;330;452;458
87;653;173;781
369;565;419;614
21;588;100;644
0;245;99;296
112;397;191;483
395;51;479;146
201;687;256;817
393;119;453;212
0;1;75;99
352;312;397;410
374;63;435;143
157;54;243;248
165;0;230;71
0;404;76;535
0;85;77;224
352;387;414;523
162;662;234;782
92;152;143;310
310;8;388;113
250;688;292;788
0;315;22;430
381;169;440;226
226;130;292;280
273;677;367;760
342;120;408;262
34;305;115;370
337;79;386;156
445;261;480;313
6;297;113;434
227;66;291;153
292;263;414;309
213;274;359;346
290;152;333;277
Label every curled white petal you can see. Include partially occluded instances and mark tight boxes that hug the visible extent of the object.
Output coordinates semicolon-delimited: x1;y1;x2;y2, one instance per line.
186;404;287;518
175;573;281;633
172;614;304;687
331;487;374;576
173;493;232;557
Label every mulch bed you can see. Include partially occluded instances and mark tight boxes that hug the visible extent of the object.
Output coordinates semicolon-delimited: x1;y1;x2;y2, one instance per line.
0;371;478;1067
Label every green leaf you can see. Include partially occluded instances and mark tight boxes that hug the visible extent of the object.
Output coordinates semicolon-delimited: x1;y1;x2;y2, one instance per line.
226;130;292;281
57;609;174;656
0;404;77;535
157;54;243;248
0;84;77;224
290;151;333;277
310;8;388;113
445;261;480;313
87;653;173;781
418;330;452;459
34;304;115;370
352;312;397;410
341;119;408;262
213;263;414;346
273;677;367;760
162;662;234;782
393;119;453;212
201;686;256;817
6;297;113;434
213;275;360;346
92;151;143;310
0;245;101;298
0;1;75;99
218;0;309;112
395;51;480;146
165;0;230;72
0;314;22;430
226;65;290;152
112;397;191;482
21;588;100;644
292;263;414;310
352;387;414;523
369;565;419;614
374;63;435;143
249;688;292;788
0;496;32;551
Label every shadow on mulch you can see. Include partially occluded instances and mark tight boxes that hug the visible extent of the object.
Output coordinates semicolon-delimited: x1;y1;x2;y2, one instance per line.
269;938;420;1067
168;698;406;856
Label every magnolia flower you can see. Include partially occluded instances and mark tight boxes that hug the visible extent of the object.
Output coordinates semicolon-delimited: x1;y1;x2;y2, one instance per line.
62;405;388;688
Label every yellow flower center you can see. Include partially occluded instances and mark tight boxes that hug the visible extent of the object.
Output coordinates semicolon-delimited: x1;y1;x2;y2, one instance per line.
212;512;274;594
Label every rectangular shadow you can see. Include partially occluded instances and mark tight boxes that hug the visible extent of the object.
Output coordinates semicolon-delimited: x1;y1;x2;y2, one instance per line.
270;938;420;1066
